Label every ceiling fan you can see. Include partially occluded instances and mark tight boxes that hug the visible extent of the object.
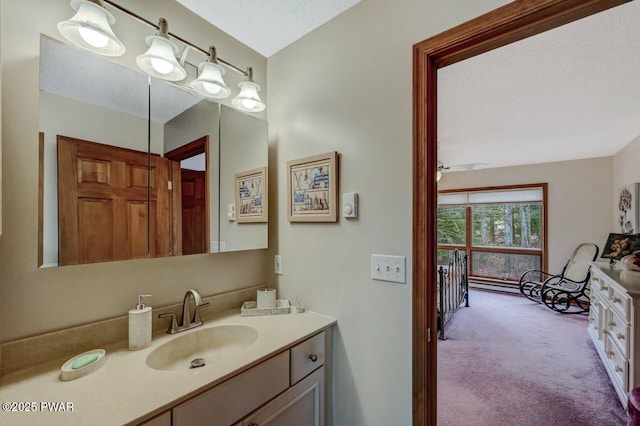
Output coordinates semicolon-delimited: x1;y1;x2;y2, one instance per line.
437;160;488;181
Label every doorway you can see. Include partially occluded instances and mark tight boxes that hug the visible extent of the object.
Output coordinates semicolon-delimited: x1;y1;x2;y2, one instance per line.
165;135;210;256
411;1;632;424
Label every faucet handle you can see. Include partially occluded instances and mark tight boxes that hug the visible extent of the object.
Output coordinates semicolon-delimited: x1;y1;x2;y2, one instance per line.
193;302;210;324
159;313;178;334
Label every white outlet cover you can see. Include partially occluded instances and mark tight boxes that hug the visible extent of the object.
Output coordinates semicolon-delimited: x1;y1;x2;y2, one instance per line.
274;255;283;275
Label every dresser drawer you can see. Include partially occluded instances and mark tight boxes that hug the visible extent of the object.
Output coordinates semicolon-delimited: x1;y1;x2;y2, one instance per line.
588;301;603;342
605;334;629;393
606;308;630;357
609;284;632;322
590;275;604;294
291;332;325;385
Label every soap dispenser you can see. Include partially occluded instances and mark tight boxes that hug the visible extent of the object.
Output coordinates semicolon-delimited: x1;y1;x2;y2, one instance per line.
129;294;152;351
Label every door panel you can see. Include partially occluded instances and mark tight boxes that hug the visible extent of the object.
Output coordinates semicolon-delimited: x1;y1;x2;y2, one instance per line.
57;136;151;265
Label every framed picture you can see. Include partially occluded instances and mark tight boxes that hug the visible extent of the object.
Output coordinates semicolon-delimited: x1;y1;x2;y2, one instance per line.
617;183;640;234
235;167;267;223
287;152;338;222
601;233;640;261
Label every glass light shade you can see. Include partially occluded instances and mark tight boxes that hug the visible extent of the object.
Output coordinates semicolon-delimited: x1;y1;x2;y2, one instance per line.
136;36;186;82
191;62;231;99
232;81;265;112
57;0;125;57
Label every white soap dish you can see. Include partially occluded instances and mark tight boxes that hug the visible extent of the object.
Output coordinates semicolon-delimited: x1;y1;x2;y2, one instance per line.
241;299;291;316
60;349;106;381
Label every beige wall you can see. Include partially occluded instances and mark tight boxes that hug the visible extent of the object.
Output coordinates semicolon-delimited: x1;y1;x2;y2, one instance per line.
0;0;268;342
267;0;511;424
439;158;614;273
613;134;640;231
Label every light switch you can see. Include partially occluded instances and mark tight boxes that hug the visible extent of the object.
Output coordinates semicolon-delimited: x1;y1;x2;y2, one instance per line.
343;192;358;218
371;254;406;283
227;204;235;221
274;255;283;275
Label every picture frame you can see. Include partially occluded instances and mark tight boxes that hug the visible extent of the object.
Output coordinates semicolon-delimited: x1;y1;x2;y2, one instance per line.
287;151;338;222
601;233;640;261
617;183;640;234
235;167;268;223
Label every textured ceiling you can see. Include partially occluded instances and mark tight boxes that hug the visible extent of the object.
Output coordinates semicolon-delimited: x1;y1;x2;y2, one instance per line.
438;0;640;170
40;36;201;124
175;0;362;57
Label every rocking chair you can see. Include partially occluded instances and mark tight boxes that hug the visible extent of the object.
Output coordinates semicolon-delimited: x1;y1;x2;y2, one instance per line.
518;243;599;313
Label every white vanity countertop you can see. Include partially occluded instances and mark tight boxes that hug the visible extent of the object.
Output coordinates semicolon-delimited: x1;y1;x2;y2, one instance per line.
0;309;336;425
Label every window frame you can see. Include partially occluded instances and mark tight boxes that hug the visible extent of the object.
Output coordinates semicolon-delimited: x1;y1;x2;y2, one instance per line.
437;183;548;285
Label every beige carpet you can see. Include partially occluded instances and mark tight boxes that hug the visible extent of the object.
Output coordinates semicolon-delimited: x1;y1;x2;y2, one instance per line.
438;289;626;426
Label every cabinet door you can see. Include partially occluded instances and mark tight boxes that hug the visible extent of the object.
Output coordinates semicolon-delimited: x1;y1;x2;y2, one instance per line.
243;366;324;426
173;351;289;426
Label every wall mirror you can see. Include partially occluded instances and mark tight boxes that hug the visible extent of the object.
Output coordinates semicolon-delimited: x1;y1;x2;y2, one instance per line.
39;34;268;267
219;105;268;252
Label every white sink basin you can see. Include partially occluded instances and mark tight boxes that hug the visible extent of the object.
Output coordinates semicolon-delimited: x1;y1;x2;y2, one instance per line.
146;324;259;371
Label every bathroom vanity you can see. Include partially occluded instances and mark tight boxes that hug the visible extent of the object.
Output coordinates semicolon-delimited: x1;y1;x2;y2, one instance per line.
0;310;335;426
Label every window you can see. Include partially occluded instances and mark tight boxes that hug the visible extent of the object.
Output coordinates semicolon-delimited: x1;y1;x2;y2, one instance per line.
437;184;547;285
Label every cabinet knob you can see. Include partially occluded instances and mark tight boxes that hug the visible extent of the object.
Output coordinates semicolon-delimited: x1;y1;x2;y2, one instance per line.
613;297;622;304
602;285;609;290
308;354;318;362
248;422;259;426
609;321;617;327
615;365;623;373
606;350;614;358
617;333;625;340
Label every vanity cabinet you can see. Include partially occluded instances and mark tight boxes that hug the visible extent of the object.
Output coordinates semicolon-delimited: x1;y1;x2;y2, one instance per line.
588;263;640;406
157;330;329;426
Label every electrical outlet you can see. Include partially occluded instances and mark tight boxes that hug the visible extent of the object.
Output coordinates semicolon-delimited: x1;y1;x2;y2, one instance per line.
274;255;283;275
371;254;406;283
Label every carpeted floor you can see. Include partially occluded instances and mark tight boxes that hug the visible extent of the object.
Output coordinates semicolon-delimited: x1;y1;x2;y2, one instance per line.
438;289;626;426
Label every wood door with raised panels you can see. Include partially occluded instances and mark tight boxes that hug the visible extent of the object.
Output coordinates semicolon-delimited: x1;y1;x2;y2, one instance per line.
57;136;151;265
180;168;206;255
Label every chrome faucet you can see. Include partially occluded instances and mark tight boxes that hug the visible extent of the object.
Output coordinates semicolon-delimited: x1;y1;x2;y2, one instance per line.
159;289;210;334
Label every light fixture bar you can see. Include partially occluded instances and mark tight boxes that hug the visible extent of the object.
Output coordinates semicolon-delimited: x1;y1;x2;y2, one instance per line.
102;0;248;77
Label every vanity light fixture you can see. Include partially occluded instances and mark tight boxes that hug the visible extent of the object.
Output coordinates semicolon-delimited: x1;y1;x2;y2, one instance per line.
232;68;266;113
57;0;265;110
136;18;186;82
191;46;232;99
57;0;126;57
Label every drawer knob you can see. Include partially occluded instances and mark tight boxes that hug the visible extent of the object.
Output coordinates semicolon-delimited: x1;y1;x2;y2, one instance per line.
615;365;623;373
248;422;259;426
606;350;614;358
617;333;625;340
613;297;622;304
308;354;318;362
609;321;617;327
602;285;609;290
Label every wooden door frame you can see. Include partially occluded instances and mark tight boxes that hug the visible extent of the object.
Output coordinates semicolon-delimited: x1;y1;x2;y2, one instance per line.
165;136;210;253
412;1;630;424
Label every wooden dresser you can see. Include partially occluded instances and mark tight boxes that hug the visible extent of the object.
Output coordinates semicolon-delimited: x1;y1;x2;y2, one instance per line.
589;262;640;406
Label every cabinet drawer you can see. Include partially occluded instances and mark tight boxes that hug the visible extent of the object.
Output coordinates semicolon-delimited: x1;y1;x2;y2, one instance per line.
173;351;289;426
590;276;604;293
291;332;325;385
609;284;631;322
605;334;629;393
606;308;630;357
139;411;171;426
588;301;603;342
